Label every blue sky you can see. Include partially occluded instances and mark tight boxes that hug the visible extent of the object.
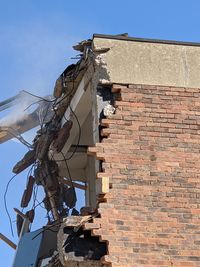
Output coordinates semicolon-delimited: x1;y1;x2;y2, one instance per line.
1;0;200;266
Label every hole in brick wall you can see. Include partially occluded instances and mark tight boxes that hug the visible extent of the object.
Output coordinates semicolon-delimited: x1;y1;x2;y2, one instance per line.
63;228;107;261
99;160;104;172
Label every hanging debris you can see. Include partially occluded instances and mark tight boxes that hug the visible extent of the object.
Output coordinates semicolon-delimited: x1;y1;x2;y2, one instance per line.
3;35;114;267
52;120;73;153
20;176;35;208
12;150;36;174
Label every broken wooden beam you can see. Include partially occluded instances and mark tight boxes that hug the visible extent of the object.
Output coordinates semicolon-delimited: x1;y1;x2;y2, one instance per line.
96;176;109;194
13;208;27;220
59;177;87;190
0;233;17;250
14;208;32;237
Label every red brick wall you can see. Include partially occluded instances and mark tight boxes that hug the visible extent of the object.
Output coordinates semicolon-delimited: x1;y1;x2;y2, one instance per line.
88;84;200;267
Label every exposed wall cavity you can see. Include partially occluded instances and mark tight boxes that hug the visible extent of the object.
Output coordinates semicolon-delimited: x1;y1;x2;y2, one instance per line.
57;217;107;267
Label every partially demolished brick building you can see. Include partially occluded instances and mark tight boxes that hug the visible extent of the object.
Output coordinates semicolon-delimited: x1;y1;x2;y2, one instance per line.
2;34;200;266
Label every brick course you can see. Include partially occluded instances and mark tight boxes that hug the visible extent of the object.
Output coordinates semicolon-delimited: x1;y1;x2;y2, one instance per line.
88;84;200;267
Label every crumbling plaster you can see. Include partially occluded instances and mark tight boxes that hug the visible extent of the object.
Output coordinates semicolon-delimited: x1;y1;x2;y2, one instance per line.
93;37;200;88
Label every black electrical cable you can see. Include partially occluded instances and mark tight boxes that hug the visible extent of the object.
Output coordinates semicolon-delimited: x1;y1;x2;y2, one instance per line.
23;99;44;112
63;112;69;122
38;102;53;131
60;151;74;187
32;220;62;240
14;65;81;228
45;227;58;233
60;151;77;210
53;89;73;107
4;174;18;236
23;97;57;132
26;162;36;185
33;193;54;209
35;199;46;210
3;61;83;237
22;90;56;103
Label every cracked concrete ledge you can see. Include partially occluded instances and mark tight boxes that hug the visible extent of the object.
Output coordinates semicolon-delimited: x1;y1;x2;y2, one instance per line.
93;36;200;88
